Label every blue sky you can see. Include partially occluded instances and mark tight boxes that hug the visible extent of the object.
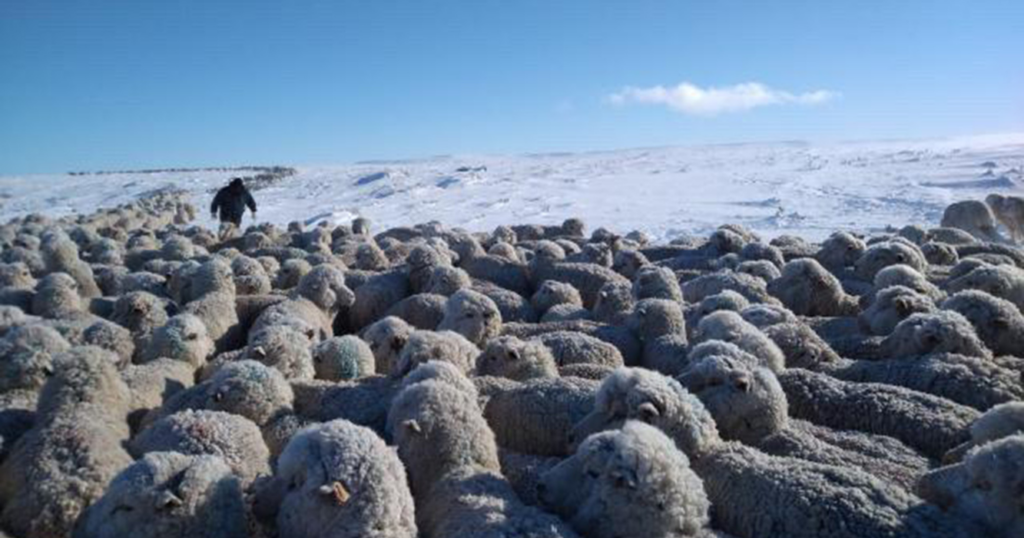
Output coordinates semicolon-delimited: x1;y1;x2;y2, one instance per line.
1;0;1022;174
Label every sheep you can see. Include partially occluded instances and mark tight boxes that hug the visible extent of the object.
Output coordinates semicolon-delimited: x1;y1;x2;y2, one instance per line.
243;325;316;379
0;262;35;289
473;280;538;323
632;265;684;303
290;376;399;436
530;280;583;316
858;285;937;336
879;310;991;360
761;321;841;369
679;355;930;491
626;297;686;342
361;316;413;375
928;226;979;245
682;269;778;305
403;360;478;398
148;360;294;428
611;249;650;279
120;358;196;429
348;269;410;331
256;419;417;538
945;263;1024;314
276;258;313;289
940;198;1003;242
735;259;781;282
31;272;82;318
693;311;785;372
386;378;500;497
111;290;170;343
475;336;558;380
854;240;928;281
539;420;712;538
535;331;625;368
917;434;1024;538
391;329;479;378
0;305;35;337
815;231;867;270
184;291;242;353
384;293;447;330
138;313;215;367
591;280;634;324
0;347;133;538
231;255;272;295
985;193;1024;242
419;465;580;538
72;452;248;538
502;319;642;365
539;302;590;323
423;265;471;296
131;409;271;484
778;368;979;459
768;258;859;316
921;241;959;265
40;232;102;297
685;290;751;336
497;449;561;506
940;289;1024;356
189;257;237;300
868;263;944;304
436;288;502;346
942;402;1024;462
530;259;631;309
738;302;798;328
0;324;70;393
462;253;532;297
311;335;375;381
574;370;975;538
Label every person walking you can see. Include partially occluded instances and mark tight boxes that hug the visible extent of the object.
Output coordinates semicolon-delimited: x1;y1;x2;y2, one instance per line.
210;177;257;240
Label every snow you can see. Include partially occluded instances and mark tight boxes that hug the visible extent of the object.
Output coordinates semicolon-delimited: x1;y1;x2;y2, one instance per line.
2;133;1023;242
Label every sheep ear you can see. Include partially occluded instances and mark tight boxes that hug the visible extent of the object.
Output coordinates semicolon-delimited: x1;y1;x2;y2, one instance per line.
610;468;638;490
155;491;183;510
507;349;521;361
637;402;660;422
993;317;1009;329
733;376;751;393
403;419;422;434
893;298;911;316
251;346;267;359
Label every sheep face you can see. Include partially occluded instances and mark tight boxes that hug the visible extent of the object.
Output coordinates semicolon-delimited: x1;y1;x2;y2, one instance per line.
204;361;293;426
917;435;1024;538
295;265;355;314
678;356;787;444
362;316;412;375
540;421;710;538
437;290;502;346
475;336;557;381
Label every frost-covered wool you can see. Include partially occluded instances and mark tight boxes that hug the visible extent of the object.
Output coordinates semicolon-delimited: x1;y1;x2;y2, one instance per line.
540;420;710;538
770;259;860;316
1;247;45;277
150;360;294;427
131;409;270;484
72;452;248;538
681;269;778;305
0;324;70;392
854;239;929;281
739;303;798;328
140;313;214;367
858;285;936;336
245;325;316;379
0;347;133;538
736;259;782;282
349;269;410;330
762;321;841;369
479;376;597;457
184;291;242;352
189;257;237;299
391;329;479;377
293;264;355;316
917;435;1024;538
822;352;1024;412
685;290;751;337
946;264;1024;314
436;289;502;346
354;241;390;271
384;293;447;330
693;311;785;372
778;368;979;459
472;280;538;323
942;402;1024;463
312;335;375;381
488;241;521;262
591;280;634;324
869;263;944;304
570;368;721;460
361;316;413;375
424;265;471;296
941;290;1024;356
530;259;630;309
40;233;102;297
536;331;624;368
639;333;690;375
530;279;583;315
121;358;196;428
540;302;590;323
565;242;613;267
402;360;478;399
879;310;991;360
258;419;417;538
502;319;642;365
632;265;684;303
386;379;500;497
498;449;560;506
32;272;82;318
815;231;867;270
231;255;272;295
461;253;532;296
0;305;34;337
249;296;331;344
475;335;558;380
291;376;399;436
420;465;580;538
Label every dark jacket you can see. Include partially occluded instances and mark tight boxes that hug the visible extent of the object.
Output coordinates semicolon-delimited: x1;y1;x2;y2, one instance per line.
211;179;256;225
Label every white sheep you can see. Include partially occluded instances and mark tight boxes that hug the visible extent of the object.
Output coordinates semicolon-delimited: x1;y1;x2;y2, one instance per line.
879;310;991;360
767;258;859;316
312;335;375;381
693;311;785;372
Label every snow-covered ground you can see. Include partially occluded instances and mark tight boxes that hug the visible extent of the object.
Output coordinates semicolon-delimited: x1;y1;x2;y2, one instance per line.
2;134;1023;242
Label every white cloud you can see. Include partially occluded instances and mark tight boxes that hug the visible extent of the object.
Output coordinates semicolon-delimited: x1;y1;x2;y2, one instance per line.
607;82;839;116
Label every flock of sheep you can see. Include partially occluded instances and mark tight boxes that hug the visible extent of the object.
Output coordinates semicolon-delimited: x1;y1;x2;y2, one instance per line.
0;188;1023;538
